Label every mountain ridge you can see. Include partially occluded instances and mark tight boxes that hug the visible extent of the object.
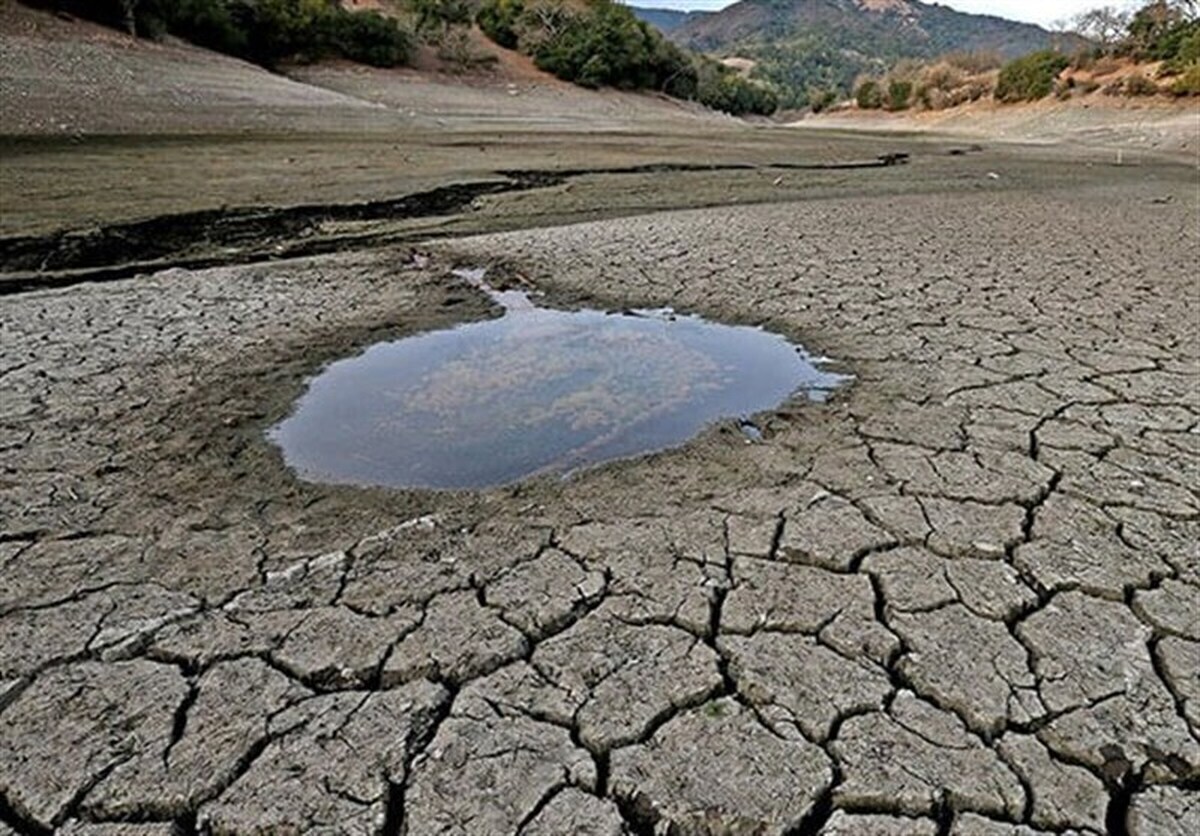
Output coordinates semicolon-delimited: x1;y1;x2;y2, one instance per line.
673;0;1070;56
633;0;1084;106
627;6;714;33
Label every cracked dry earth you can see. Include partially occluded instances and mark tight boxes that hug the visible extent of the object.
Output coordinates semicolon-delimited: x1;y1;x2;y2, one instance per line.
1;168;1198;836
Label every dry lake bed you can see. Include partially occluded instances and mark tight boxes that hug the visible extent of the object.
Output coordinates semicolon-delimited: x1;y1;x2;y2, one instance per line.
1;16;1198;830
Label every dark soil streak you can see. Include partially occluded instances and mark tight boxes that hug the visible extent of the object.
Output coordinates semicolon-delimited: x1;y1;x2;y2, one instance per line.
0;157;910;294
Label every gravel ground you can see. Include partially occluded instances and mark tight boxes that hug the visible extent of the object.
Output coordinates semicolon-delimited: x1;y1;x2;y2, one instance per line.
2;153;1197;834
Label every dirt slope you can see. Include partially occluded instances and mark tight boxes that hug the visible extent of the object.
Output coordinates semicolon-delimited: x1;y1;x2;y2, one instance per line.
801;94;1200;162
0;2;714;136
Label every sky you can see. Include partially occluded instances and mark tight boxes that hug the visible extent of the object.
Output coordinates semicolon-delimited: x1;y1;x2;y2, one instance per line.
634;1;1139;28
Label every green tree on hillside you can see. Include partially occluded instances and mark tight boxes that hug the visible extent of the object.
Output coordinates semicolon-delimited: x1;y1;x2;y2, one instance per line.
475;0;776;115
994;50;1069;101
409;0;473;36
33;0;414;68
1071;6;1130;48
118;0;139;34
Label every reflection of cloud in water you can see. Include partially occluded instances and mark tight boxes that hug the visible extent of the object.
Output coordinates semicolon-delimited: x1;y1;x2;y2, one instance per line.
270;284;849;489
404;314;721;437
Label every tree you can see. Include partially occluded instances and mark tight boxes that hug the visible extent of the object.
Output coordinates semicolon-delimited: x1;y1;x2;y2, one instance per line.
119;0;138;35
1127;0;1199;56
1072;6;1130;49
994;50;1070;102
855;79;883;108
409;0;473;37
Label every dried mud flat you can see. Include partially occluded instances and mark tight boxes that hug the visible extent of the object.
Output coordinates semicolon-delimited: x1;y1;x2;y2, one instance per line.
3;5;1198;834
2;140;1199;836
0;34;1195;820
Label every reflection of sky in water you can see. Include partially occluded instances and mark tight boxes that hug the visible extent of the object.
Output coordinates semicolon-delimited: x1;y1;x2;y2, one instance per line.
269;296;849;490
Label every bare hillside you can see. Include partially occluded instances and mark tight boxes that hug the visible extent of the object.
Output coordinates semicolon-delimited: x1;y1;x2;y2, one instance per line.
800;93;1200;162
0;2;714;136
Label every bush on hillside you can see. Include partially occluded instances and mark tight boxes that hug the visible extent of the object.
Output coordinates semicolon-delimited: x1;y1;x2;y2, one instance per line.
994;50;1069;102
696;59;778;116
919;61;967;93
409;0;473;37
855;79;883;109
1126;2;1192;58
941;50;1003;74
525;2;699;95
242;0;413;67
1170;62;1200;93
807;87;838;112
1071;1;1198;67
474;0;776;116
476;0;523;49
27;0;413;68
1162;24;1200;71
1124;71;1161;94
138;0;247;52
885;78;912;110
328;7;414;66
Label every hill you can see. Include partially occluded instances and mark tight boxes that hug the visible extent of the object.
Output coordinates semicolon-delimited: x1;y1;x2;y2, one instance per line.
666;0;1085;107
629;6;713;33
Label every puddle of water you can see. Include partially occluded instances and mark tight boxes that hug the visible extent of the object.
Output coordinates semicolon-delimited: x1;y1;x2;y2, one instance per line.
269;270;849;490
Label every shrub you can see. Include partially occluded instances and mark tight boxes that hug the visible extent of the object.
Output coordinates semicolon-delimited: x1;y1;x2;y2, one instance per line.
943;50;1003;74
808;87;837;113
476;0;523;50
916;84;945;108
474;0;774;116
1170;62;1200;94
410;0;473;37
1127;3;1197;60
885;78;912;110
1069;47;1097;71
29;0;415;68
1163;24;1200;71
994;50;1070;103
1123;72;1161;95
697;60;778;115
919;61;967;92
855;79;883;109
963;80;990;102
528;4;661;89
138;0;243;52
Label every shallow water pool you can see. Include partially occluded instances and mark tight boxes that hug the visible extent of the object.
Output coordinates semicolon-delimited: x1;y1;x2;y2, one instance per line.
269;274;848;489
